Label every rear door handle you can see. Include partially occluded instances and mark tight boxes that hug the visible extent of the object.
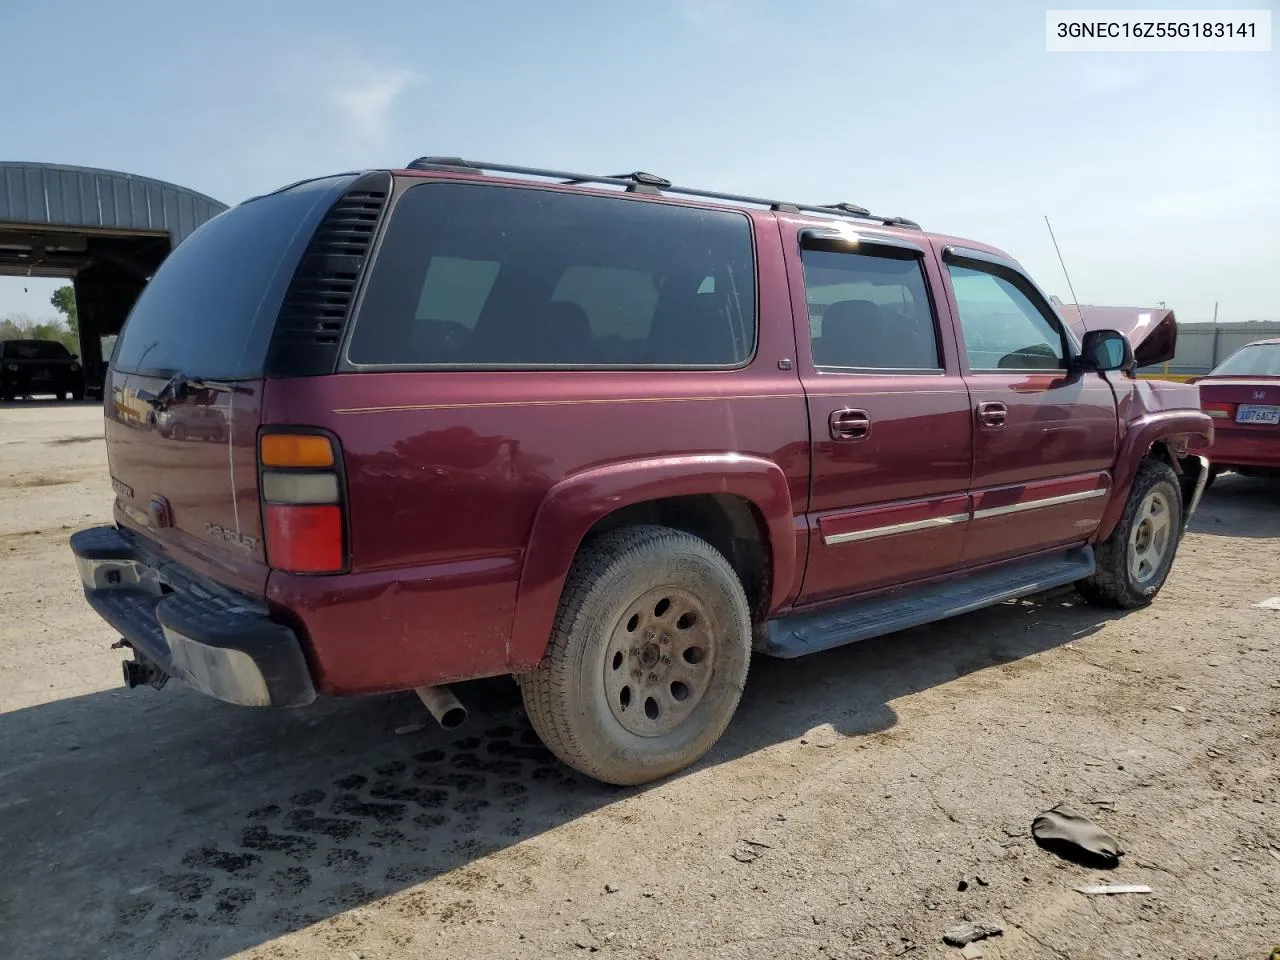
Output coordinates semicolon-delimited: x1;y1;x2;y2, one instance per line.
829;408;871;441
977;401;1007;429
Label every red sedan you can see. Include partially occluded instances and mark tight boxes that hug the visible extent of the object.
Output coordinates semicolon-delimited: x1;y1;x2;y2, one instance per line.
1197;338;1280;485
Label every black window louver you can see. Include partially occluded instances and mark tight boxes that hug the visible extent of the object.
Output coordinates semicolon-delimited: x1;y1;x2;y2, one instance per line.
266;171;391;376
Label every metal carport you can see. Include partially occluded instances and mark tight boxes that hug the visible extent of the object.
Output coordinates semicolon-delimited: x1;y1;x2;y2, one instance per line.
0;162;227;397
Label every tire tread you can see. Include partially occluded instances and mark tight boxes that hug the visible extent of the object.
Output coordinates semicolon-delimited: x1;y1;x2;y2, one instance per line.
520;524;749;785
1078;458;1182;609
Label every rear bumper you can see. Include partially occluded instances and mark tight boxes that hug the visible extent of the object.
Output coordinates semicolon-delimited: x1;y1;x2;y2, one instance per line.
1206;428;1278;470
2;372;76;392
70;526;316;707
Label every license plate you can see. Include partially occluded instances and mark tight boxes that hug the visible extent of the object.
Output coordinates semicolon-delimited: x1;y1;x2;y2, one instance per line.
1236;404;1280;425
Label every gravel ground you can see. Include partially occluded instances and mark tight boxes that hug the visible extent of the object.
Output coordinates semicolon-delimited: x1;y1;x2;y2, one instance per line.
0;402;1276;960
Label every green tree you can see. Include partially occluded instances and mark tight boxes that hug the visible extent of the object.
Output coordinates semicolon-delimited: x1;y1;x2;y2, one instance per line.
51;285;78;336
0;313;79;354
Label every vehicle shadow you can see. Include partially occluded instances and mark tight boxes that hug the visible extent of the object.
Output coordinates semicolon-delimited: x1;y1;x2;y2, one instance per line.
0;588;1118;960
1189;473;1280;539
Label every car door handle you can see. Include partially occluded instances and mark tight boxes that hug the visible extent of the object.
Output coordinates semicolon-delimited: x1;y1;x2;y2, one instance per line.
829;408;871;441
977;401;1007;429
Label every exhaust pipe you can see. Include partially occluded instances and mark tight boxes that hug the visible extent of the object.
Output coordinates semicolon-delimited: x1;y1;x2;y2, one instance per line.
415;685;468;730
122;655;169;690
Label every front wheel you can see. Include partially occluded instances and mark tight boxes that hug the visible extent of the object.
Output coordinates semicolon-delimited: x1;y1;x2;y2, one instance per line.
520;524;752;786
1077;459;1183;609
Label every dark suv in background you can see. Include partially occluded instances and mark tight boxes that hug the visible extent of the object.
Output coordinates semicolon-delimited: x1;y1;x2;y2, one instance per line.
1;338;85;401
71;158;1212;785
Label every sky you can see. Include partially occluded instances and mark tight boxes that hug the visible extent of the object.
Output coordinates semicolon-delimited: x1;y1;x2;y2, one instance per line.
2;0;1276;323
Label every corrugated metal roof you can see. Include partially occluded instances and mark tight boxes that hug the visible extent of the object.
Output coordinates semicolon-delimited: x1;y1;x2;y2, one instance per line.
0;162;227;244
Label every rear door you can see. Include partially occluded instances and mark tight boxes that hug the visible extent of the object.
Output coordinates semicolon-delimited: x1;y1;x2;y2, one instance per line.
105;173;361;594
787;224;974;604
937;244;1119;566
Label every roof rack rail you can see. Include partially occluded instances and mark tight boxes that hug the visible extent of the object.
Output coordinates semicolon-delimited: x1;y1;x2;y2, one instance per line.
403;157;920;229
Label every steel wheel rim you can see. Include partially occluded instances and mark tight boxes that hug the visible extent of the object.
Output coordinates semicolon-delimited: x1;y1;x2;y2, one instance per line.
603;585;718;738
1128;489;1172;584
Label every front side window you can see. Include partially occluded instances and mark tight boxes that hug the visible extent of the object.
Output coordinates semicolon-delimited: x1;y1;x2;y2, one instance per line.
349;183;757;367
947;264;1066;371
800;248;941;371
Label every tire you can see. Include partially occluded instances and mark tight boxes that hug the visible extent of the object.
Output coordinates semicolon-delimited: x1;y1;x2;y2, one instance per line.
520;524;752;786
1077;459;1183;609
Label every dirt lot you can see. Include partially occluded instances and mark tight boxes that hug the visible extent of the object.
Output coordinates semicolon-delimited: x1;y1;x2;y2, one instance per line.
0;402;1276;960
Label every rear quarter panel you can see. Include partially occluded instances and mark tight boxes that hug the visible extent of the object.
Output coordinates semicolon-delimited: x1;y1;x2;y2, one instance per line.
262;213;810;694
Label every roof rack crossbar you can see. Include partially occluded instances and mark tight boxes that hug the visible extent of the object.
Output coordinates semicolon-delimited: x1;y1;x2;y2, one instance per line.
404;157;920;229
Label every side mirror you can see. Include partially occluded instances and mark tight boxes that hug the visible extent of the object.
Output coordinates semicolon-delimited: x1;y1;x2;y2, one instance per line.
1079;329;1135;373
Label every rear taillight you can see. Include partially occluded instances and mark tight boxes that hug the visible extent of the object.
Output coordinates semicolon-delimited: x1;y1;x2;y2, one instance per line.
259;431;346;574
1203;401;1235;420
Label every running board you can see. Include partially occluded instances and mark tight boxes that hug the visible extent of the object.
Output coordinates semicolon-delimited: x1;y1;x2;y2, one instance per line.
760;547;1095;659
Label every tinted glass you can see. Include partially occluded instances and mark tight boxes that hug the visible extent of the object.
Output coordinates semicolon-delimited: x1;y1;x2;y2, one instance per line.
1211;342;1280;376
349;183;756;367
5;340;69;360
112;175;354;379
800;249;940;370
948;265;1065;371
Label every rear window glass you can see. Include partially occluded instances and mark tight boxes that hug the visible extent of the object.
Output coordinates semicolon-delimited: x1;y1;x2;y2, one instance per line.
4;340;70;360
348;182;757;367
112;175;354;379
1211;343;1280;377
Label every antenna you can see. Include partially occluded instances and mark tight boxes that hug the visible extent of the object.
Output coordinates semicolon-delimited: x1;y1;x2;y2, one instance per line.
1044;215;1083;310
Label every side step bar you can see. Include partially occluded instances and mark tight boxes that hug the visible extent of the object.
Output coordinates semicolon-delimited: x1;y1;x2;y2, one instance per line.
760;547;1095;659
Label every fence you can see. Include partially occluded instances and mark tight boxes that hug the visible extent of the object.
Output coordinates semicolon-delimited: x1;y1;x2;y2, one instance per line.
1142;321;1280;379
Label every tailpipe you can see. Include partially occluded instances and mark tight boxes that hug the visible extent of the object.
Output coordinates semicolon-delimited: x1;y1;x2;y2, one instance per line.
415;685;467;730
122;654;169;690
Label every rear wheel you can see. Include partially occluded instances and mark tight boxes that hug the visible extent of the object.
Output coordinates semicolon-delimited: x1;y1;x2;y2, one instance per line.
520;524;752;786
1077;459;1183;609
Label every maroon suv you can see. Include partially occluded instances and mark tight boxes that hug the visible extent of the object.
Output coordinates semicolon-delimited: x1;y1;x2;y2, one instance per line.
71;158;1213;785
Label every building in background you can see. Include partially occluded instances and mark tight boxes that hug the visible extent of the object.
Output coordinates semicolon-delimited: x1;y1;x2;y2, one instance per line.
0;163;226;398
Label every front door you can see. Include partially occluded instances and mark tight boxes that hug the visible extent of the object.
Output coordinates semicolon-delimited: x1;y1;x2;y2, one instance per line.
938;245;1119;566
788;227;974;605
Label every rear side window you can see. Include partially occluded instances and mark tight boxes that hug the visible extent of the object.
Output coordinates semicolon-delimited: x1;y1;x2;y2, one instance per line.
348;183;757;367
800;248;941;371
112;175;355;379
